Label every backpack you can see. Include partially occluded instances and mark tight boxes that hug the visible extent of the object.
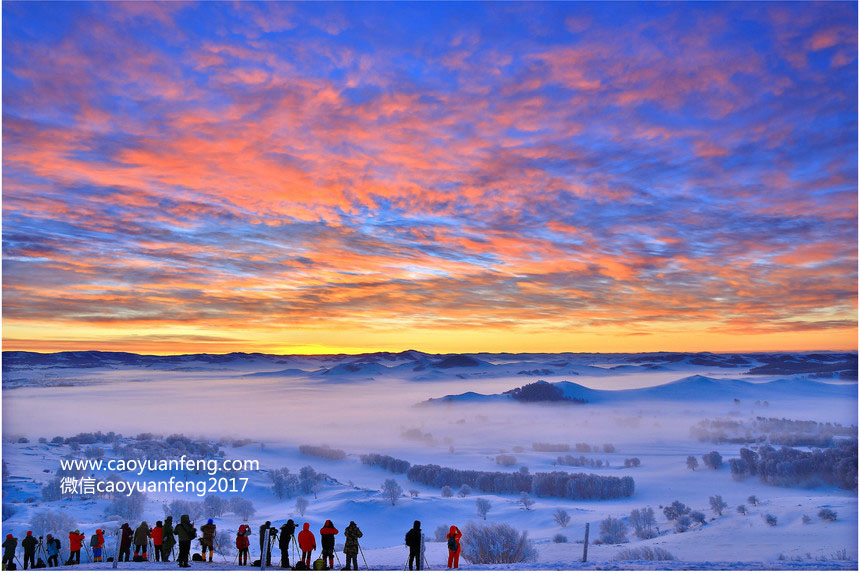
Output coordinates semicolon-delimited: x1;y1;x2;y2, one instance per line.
447;536;458;552
35;558;46;569
293;561;308;571
312;558;327;570
90;534;98;547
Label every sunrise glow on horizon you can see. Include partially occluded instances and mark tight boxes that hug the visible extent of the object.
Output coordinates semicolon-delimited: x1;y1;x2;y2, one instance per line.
2;1;857;355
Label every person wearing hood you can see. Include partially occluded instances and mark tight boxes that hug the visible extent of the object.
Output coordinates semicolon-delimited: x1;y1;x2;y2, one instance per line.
45;534;61;568
404;520;422;571
151;521;164;562
235;524;251;566
278;520;296;568
68;529;86;564
297;522;316;568
319;520;338;569
119;523;134;562
21;531;37;569
90;529;105;563
446;525;462;569
200;519;216;563
162;516;176;562
2;534;17;569
174;514;197;568
343;521;363;571
134;521;151;560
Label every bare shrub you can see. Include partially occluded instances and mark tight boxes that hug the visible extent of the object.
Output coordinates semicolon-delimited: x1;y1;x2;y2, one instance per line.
818;508;837;521
599;516;628;544
615;547;676;561
461;521;537;564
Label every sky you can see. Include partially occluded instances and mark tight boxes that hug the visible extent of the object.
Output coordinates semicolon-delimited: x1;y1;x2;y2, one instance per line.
2;1;857;355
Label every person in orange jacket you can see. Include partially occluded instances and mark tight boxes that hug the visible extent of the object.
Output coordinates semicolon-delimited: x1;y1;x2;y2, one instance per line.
91;529;105;563
68;530;86;564
319;520;339;569
446;525;462;569
297;523;316;568
150;521;164;562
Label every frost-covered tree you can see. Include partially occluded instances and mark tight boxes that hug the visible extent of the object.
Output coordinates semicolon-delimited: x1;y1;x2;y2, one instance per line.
409;489;419;498
441;485;454;498
105;491;147;521
629;507;656;539
686;456;698;471
84;446;104;460
674;515;692;533
519;492;534;511
434;525;449;542
270;467;298;500
475;498;492;520
662;500;690;521
458;484;472;497
41;478;65;502
461;521;537;564
736;505;747;515
747;495;759;506
709;495;728;516
553;509;570;528
295;497;309;517
598;516;628;544
214;530;232;556
203;494;228;518
702;451;723;470
30;510;77;537
690;511;706;525
230;497;256;520
382;479;403;506
764;514;777;526
2;504;17;522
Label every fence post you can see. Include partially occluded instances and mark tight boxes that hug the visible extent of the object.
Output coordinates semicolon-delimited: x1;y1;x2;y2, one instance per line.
581;522;589;563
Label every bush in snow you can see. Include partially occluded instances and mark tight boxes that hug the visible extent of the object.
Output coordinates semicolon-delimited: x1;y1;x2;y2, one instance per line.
441;485;454;498
553;509;570;528
614;547;676;561
475;498;492;520
802;514;812;524
599;516;628;544
736;504;747;515
382;479;403;505
686;456;699;471
628;507;656;539
496;454;517;467
230;497;256;520
458;484;472;497
552;533;567;543
575;443;592;453
764;514;778;526
702;451;723;470
818;508;837;521
461;521;537;564
51;436;65;444
623;458;641;468
84;445;104;460
603;444;616;453
709;494;728;516
674;515;692;533
434;525;449;542
30;510;77;537
294;497;308;517
737;443;858;489
409;489;419;498
747;495;759;506
105;491;147;521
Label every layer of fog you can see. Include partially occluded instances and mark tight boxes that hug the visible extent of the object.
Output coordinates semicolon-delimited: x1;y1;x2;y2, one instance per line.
3;368;856;458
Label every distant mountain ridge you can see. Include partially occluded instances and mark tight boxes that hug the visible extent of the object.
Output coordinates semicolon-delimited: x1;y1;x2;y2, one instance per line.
424;375;858;405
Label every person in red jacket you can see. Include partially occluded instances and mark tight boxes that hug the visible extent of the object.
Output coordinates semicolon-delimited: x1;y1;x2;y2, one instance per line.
297;523;316;568
446;525;462;569
236;524;251;566
68;530;86;564
319;520;339;569
150;521;164;562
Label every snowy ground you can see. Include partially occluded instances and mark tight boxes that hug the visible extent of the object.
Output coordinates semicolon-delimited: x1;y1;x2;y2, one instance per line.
2;351;857;570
